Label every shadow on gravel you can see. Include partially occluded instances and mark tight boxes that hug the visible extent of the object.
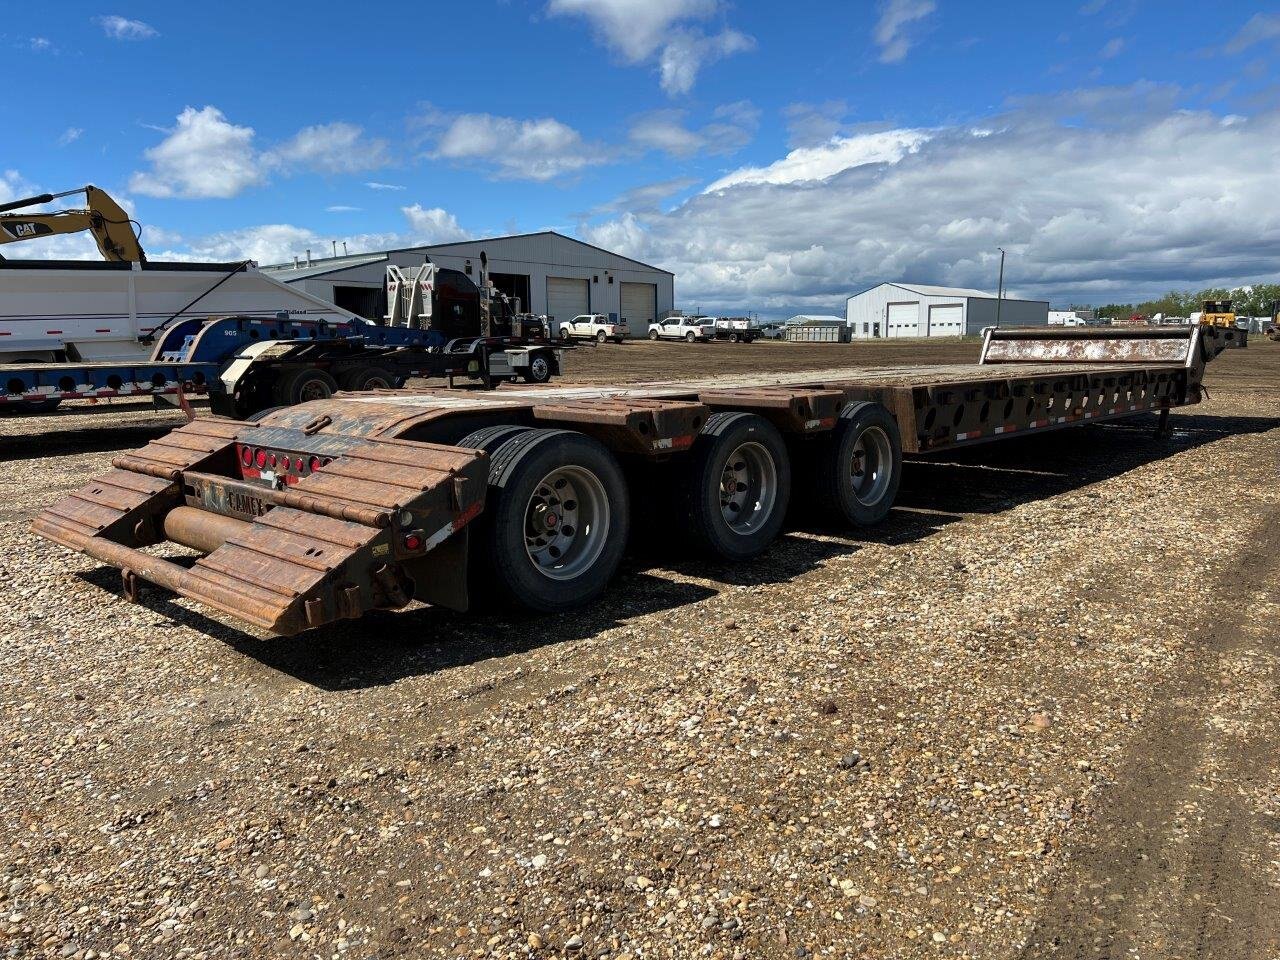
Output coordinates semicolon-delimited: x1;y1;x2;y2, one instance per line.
79;565;716;691
2;421;181;460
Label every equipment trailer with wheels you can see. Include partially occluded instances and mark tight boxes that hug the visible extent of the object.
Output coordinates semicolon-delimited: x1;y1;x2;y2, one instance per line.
32;324;1242;635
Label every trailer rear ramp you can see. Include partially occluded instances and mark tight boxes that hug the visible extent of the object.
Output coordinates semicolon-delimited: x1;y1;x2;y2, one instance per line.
32;325;1244;636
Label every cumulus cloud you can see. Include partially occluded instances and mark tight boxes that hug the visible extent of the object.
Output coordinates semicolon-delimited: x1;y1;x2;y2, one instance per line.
628;102;759;157
584;177;700;218
547;0;753;94
129;106;262;199
426;111;606;181
874;0;936;64
130;107;391;198
581;89;1280;314
401;204;468;243
264;122;390;175
783;101;851;148
95;15;158;40
705;127;929;191
657;28;755;95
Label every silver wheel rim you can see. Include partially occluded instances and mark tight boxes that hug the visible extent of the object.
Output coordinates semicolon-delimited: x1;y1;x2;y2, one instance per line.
299;379;331;402
718;441;777;535
524;465;611;580
850;426;893;506
530;356;549;380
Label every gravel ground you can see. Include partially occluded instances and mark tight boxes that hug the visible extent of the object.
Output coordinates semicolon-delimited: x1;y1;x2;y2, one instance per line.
2;339;1278;960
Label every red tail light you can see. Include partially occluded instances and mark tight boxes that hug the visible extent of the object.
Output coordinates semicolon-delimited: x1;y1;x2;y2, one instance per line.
403;532;424;551
254;449;267;468
309;456;322;473
240;446;252;466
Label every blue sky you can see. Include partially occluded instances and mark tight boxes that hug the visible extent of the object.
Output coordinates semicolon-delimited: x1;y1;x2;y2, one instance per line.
4;1;1279;316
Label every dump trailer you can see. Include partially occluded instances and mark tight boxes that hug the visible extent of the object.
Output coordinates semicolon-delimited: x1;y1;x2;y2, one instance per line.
33;324;1243;636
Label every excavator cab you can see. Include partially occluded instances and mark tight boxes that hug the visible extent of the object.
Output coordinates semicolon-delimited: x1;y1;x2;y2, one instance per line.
0;185;145;262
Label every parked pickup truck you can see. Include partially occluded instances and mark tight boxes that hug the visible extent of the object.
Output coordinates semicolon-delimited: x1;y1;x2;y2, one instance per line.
558;314;628;343
649;316;717;342
712;317;758;342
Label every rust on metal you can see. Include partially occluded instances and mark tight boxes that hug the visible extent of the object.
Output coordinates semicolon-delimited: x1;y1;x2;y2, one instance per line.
699;387;844;432
533;398;708;454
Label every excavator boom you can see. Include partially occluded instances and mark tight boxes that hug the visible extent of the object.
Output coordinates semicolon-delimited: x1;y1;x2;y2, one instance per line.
0;185;145;262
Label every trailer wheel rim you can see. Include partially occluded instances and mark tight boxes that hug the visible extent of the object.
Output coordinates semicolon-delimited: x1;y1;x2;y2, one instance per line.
850;426;893;507
718;441;778;535
529;356;549;381
299;379;332;402
523;465;611;581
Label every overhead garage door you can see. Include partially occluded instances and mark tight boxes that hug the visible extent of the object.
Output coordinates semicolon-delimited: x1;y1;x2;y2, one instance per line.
927;304;963;336
887;301;920;337
546;277;588;324
619;282;656;335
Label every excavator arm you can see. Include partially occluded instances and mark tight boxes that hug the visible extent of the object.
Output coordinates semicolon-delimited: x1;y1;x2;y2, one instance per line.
0;185;145;262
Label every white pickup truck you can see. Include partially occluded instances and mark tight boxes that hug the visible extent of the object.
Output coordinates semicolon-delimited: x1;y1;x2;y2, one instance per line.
558;314;628;343
648;315;717;342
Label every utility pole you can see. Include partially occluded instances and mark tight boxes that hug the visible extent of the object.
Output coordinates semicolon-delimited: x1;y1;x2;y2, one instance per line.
995;247;1006;328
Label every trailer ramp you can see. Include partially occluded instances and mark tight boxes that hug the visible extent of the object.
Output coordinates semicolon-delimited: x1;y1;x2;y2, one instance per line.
33;419;488;633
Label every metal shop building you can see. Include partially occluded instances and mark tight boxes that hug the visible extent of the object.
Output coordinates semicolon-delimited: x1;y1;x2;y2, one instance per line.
845;282;1049;339
261;232;674;335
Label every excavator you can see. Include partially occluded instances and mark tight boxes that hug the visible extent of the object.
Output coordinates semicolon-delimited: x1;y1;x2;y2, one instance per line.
1267;300;1280;342
0;184;145;261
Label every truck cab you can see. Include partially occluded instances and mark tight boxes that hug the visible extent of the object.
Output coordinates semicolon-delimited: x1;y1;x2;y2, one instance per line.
558;314;627;343
649;316;716;342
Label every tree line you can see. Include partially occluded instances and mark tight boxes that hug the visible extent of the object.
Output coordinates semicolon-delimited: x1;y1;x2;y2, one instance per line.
1088;283;1280;320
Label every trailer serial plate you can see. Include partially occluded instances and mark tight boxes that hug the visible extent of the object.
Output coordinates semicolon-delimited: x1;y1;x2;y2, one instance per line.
185;474;272;520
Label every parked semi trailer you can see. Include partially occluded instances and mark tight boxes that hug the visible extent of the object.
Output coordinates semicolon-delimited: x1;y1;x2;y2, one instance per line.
33;324;1242;635
0;259;562;416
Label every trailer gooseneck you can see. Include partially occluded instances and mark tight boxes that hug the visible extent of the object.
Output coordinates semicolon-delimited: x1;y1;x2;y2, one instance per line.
32;324;1243;636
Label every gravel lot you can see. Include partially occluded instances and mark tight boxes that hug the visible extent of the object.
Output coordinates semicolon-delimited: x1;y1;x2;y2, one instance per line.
2;339;1278;960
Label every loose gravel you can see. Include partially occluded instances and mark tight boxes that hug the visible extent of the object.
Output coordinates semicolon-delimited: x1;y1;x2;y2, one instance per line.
1;340;1277;960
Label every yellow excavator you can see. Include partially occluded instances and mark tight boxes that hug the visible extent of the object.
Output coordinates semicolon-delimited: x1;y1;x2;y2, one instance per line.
0;184;145;261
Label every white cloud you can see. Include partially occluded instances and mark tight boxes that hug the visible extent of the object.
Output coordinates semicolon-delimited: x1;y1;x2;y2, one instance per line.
628;102;758;157
587;177;701;217
264;122;389;175
365;181;405;191
95;15;158;40
401;204;469;243
1099;37;1125;59
28;36;53;52
325;205;361;213
130;108;393;199
58;127;83;146
1224;12;1280;54
705;128;930;190
581;89;1280;314
657;28;754;95
129;106;262;199
547;0;752;94
874;0;936;64
783;101;851;148
430;112;605;181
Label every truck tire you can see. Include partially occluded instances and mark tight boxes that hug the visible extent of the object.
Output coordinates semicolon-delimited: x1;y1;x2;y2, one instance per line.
560;327;572;341
812;401;902;526
648;329;659;340
521;352;553;384
339;366;397;392
680;412;790;561
468;429;629;612
273;368;338;407
729;332;740;343
685;331;697;343
595;330;608;344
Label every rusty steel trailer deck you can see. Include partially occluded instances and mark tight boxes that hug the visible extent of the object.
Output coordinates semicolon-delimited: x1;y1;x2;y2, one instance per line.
33;325;1243;636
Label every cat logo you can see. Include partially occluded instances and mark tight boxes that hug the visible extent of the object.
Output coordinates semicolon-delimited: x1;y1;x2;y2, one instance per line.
2;221;52;240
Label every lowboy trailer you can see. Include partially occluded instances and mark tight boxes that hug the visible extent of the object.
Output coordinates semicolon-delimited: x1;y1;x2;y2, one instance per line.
33;324;1242;636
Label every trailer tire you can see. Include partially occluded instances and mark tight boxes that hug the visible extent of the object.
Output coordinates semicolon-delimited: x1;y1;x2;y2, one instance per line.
273;368;338;406
681;413;790;561
812;401;902;526
339;366;397;392
469;429;629;613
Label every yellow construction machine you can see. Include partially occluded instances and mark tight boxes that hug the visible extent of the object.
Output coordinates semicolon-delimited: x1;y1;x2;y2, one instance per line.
1199;299;1236;329
0;184;145;261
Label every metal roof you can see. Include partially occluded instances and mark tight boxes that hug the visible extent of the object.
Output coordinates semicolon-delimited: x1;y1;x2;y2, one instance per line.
847;281;1048;304
260;231;672;279
260;252;388;281
786;314;847;325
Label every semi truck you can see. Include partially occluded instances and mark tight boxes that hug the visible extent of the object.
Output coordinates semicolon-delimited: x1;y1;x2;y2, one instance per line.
32;323;1242;637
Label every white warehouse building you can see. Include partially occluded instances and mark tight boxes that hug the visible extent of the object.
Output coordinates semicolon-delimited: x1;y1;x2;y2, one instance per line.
261;231;674;335
845;282;1049;339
